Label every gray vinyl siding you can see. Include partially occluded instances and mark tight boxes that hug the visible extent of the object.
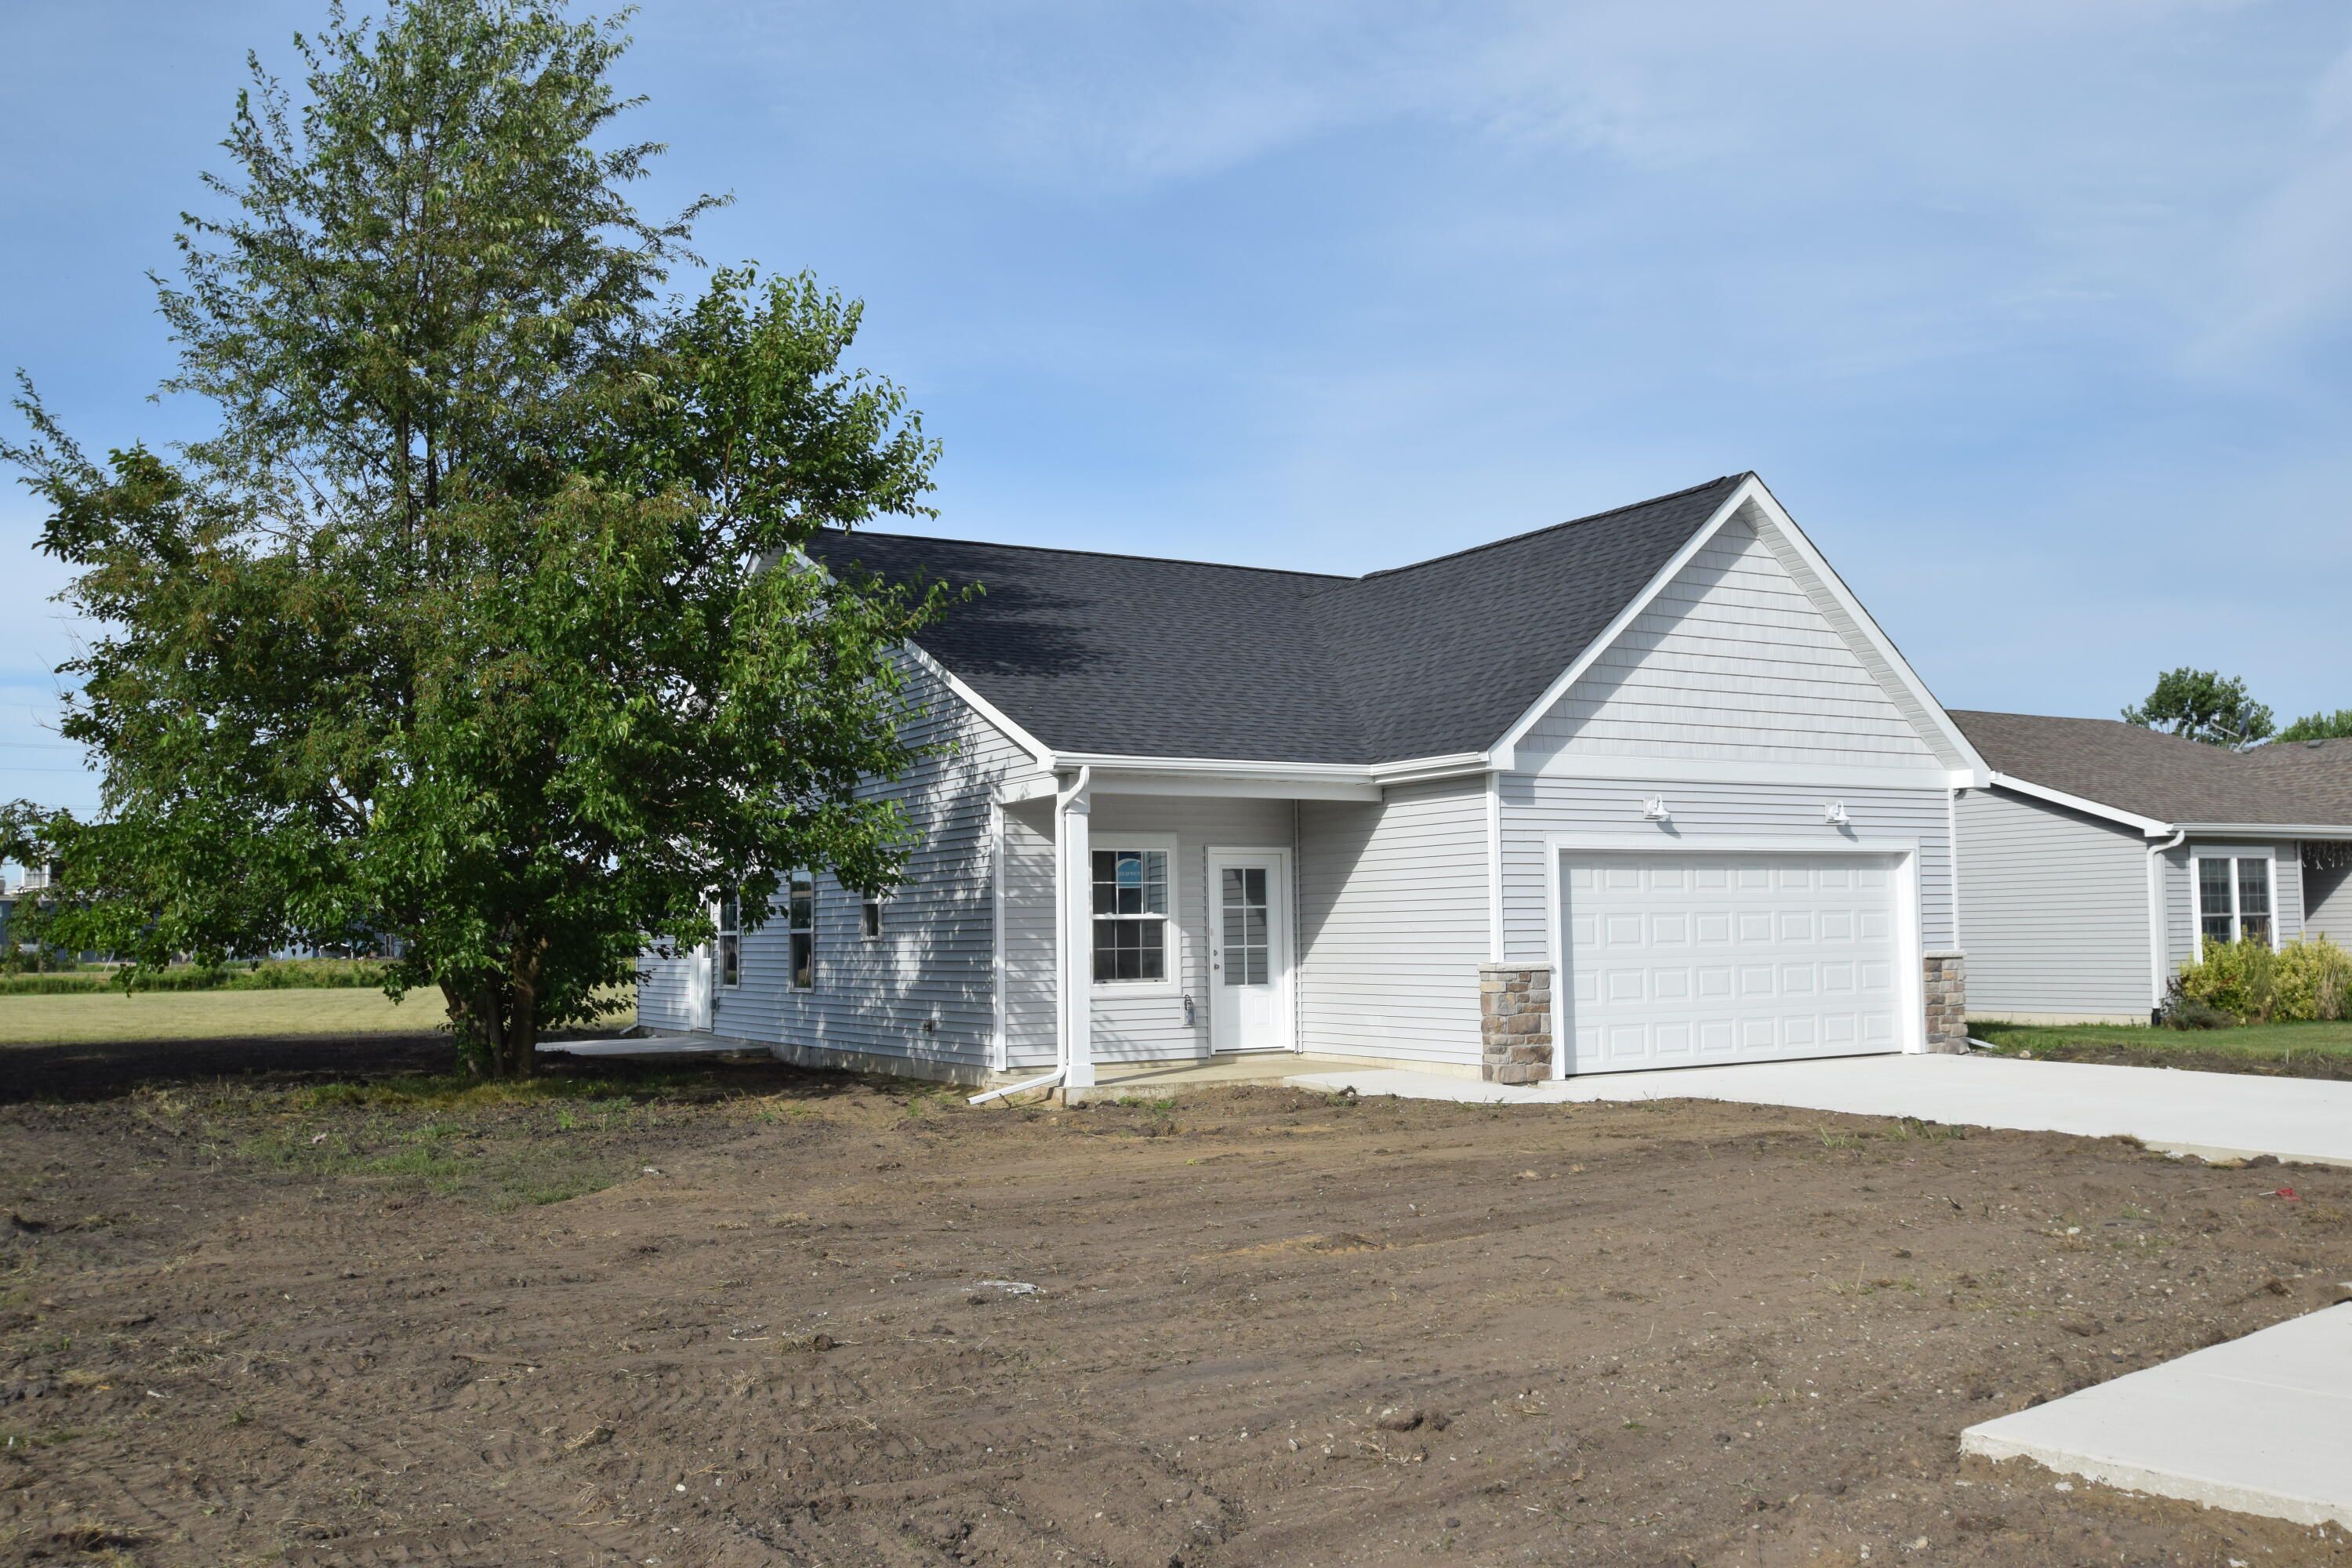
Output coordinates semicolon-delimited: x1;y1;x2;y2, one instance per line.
2305;855;2352;947
1085;795;1297;1065
635;944;699;1033
637;654;1036;1076
1296;777;1488;1069
1001;800;1056;1072
1515;517;1938;771
1497;775;1955;967
2162;839;2305;975
1953;786;2151;1017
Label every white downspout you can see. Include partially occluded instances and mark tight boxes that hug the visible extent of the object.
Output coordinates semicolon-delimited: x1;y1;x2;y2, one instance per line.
970;764;1091;1106
2147;826;2187;1017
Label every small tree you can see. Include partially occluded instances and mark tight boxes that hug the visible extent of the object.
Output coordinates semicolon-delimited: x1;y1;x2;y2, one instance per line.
2;0;947;1076
2121;668;2274;750
2276;709;2352;742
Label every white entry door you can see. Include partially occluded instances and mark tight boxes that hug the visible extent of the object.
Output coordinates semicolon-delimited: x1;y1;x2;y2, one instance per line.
1208;849;1294;1053
1562;851;1907;1073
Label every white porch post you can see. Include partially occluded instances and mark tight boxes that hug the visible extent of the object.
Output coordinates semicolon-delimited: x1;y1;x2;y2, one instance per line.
1058;773;1095;1088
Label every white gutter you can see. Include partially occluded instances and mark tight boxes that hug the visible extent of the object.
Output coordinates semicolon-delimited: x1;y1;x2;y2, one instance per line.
2169;823;2352;840
1040;750;1493;787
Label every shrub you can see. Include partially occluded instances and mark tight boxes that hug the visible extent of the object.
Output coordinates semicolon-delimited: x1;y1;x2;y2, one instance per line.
2173;935;2352;1024
2157;986;2234;1030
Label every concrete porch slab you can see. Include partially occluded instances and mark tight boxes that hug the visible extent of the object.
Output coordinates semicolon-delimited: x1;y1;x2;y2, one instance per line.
1959;1305;2352;1528
538;1033;754;1059
1061;1054;1372;1105
1283;1053;2352;1169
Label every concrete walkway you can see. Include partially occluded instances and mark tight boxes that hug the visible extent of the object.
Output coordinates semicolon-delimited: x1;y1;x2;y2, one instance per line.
1284;1053;2352;1168
1961;1303;2352;1527
538;1033;753;1058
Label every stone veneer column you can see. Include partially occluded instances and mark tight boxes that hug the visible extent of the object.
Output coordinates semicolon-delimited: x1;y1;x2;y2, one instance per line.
1479;962;1553;1083
1922;949;1967;1054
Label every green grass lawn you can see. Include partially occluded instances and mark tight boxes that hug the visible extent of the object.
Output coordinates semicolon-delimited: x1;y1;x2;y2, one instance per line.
1970;1016;2352;1076
0;987;634;1045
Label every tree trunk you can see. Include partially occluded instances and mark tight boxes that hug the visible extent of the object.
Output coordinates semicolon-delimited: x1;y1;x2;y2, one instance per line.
502;937;545;1079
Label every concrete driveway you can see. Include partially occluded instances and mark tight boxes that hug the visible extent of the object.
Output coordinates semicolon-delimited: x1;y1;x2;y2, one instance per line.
1287;1052;2352;1168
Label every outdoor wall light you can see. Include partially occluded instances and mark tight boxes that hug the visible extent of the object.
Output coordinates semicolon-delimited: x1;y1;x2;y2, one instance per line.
1641;797;1671;822
1823;800;1849;825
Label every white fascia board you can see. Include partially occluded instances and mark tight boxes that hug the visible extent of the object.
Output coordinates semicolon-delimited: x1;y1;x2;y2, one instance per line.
2175;823;2352;840
1737;478;1990;776
1486;482;1758;774
1987;773;2172;837
897;641;1054;768
1523;752;1955;792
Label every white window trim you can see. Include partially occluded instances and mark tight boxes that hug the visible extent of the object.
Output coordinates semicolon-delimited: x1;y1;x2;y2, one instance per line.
716;889;742;989
2191;845;2279;954
783;869;818;993
1089;830;1182;998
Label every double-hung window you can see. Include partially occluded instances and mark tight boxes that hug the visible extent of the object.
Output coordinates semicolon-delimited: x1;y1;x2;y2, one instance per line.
786;871;816;990
717;889;742;988
2197;853;2274;949
1092;846;1171;984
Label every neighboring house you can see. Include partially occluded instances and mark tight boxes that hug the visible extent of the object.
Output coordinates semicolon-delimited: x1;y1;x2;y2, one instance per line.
638;473;1987;1087
1948;712;2352;1025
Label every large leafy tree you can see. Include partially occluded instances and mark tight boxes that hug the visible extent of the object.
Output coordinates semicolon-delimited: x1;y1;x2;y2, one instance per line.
2276;710;2352;743
2121;668;2275;750
2;0;946;1075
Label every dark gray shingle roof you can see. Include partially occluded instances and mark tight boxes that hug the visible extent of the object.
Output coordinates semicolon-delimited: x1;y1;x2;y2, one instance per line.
2238;737;2352;822
1949;710;2338;827
810;475;1748;765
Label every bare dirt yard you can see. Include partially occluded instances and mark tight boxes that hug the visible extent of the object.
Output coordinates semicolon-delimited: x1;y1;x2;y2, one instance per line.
4;1033;2350;1568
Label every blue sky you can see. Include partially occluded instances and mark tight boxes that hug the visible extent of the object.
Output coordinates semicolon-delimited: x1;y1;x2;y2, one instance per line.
4;0;2351;822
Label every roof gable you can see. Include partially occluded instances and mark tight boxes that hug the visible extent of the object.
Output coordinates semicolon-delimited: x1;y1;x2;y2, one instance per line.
1515;514;1939;770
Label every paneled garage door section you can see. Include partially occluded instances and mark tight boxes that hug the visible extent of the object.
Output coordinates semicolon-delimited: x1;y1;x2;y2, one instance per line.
1563;853;1904;1072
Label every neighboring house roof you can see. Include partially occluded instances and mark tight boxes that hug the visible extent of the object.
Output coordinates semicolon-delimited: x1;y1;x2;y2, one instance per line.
2238;737;2352;822
808;474;1749;765
1949;710;2335;829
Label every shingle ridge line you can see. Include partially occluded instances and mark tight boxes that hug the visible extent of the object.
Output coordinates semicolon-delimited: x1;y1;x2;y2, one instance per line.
818;529;1353;583
1339;473;1748;585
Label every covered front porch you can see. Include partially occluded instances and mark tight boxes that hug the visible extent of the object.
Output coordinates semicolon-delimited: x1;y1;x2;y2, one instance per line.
984;757;1487;1100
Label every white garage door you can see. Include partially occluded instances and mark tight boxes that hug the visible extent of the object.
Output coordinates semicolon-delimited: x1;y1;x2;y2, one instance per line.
1562;851;1907;1073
